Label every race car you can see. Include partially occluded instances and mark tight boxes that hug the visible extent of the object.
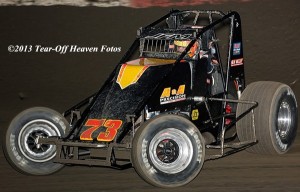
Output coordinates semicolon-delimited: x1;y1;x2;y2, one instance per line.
4;10;298;188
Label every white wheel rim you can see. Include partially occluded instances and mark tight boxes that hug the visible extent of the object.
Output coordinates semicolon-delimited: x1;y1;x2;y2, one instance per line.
148;128;193;174
277;100;292;141
18;119;61;163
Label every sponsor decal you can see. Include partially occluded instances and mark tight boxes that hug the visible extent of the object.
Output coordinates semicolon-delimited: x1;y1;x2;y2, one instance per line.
80;119;122;142
116;64;149;89
232;42;241;55
145;33;192;40
160;85;186;105
231;58;244;67
192;109;199;120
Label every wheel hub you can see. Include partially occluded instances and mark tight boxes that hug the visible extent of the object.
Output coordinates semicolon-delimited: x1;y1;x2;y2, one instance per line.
156;139;179;163
27;130;50;152
277;100;292;141
18;119;61;163
148;128;193;174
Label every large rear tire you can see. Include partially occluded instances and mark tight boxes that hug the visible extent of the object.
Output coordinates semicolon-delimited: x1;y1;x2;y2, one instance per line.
131;114;205;188
3;107;70;175
236;81;298;155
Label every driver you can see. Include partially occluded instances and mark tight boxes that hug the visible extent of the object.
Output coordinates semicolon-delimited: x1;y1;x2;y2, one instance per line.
171;40;199;58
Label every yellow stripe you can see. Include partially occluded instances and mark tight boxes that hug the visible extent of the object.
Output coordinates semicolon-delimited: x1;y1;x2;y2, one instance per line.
116;64;149;89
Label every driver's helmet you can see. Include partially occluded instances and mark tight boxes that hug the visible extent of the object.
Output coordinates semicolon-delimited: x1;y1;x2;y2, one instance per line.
172;40;199;57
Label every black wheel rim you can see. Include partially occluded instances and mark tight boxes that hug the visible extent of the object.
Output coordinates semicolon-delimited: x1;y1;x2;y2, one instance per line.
156;139;179;163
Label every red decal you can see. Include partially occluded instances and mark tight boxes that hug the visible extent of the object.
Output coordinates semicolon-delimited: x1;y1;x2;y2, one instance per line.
80;119;105;141
80;119;122;142
97;120;122;142
116;64;126;83
231;58;244;67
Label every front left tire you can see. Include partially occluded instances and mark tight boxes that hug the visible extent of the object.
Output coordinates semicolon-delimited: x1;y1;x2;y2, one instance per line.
131;114;205;188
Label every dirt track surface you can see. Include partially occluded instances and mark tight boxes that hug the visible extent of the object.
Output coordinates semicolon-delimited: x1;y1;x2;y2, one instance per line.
0;0;300;191
0;135;300;192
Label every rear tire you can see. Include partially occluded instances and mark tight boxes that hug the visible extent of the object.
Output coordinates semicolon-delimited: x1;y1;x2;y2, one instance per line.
236;81;298;155
131;114;205;188
3;107;70;175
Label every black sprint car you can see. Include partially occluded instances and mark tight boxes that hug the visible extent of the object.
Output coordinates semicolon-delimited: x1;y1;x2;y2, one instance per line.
4;10;298;188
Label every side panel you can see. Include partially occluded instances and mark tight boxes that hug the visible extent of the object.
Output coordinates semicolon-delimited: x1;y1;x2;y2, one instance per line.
147;62;192;112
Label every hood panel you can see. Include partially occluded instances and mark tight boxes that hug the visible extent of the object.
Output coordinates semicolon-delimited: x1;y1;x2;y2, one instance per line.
79;63;173;141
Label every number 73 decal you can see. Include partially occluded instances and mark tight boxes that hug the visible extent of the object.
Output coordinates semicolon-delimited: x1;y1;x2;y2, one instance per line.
80;119;122;142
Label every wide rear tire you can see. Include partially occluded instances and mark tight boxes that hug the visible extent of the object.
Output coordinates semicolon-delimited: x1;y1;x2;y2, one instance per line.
131;114;205;188
3;107;70;175
236;81;298;155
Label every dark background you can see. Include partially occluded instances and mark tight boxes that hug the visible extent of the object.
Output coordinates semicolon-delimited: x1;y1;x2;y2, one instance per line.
0;0;300;191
